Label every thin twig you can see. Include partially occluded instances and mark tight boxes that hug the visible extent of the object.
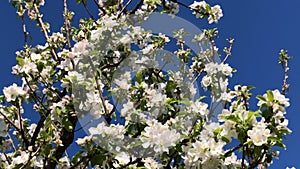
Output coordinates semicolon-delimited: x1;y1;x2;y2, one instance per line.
222;39;234;64
7;132;17;152
33;3;59;61
117;0;132;18
0;111;19;133
21;14;29;46
87;56;111;123
82;2;95;20
93;0;106;16
17;98;29;148
128;0;143;15
63;0;72;51
281;59;290;95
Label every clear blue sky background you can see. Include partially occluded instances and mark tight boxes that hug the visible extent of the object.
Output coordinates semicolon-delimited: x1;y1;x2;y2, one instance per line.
0;0;299;168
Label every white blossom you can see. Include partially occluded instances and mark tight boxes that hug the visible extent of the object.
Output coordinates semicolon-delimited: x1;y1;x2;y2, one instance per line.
20;58;38;74
208;5;223;24
201;75;212;88
89;122;126;140
10;151;29;167
257;89;290;109
141;120;180;153
3;83;26;102
114;72;132;90
27;123;37;137
57;156;71;169
121;101;134;117
113;152;133;168
247;119;271;146
142;157;163;169
32;156;44;168
190;101;209;116
30;53;42;61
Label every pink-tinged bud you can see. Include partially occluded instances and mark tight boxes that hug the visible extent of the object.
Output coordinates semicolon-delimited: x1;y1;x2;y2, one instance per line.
28;146;33;152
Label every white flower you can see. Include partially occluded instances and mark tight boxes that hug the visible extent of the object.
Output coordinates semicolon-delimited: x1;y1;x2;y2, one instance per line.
27;123;37;137
142;157;163;169
89;122;126;140
142;44;155;55
189;1;207;18
66;71;85;82
114;72;132;90
119;34;132;46
204;62;218;75
219;63;232;77
40;66;52;79
190;1;207;10
257;89;290;108
146;89;167;107
185;137;225;165
272;89;290;107
113;152;133;168
247;119;271;146
33;156;44;168
208;5;223;24
30;53;42;61
73;39;91;56
121;101;134;117
57;156;70;169
141;120;180;153
20;58;38;74
201;75;212;88
75;136;91;146
224;153;239;166
90;28;103;41
3;83;26;102
190;101;208;116
166;1;179;17
11;151;29;166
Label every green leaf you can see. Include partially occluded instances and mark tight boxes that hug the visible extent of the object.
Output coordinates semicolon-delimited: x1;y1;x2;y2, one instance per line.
274;142;286;149
36;62;44;72
221;136;230;143
179;98;191;105
262;109;272;119
16;57;24;66
224;115;239;123
0;95;4;103
72;151;84;164
166;104;175;111
166;98;177;104
55;107;62;115
268;136;281;142
247;110;260;120
213;127;222;135
90;154;104;166
266;90;274;101
136;71;143;84
256;95;266;102
196;96;206;101
247;85;255;90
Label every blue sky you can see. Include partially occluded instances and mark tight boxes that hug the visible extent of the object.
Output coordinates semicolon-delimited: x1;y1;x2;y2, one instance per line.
0;0;299;168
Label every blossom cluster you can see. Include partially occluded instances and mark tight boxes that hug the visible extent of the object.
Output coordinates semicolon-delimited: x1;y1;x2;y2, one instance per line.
0;0;292;168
